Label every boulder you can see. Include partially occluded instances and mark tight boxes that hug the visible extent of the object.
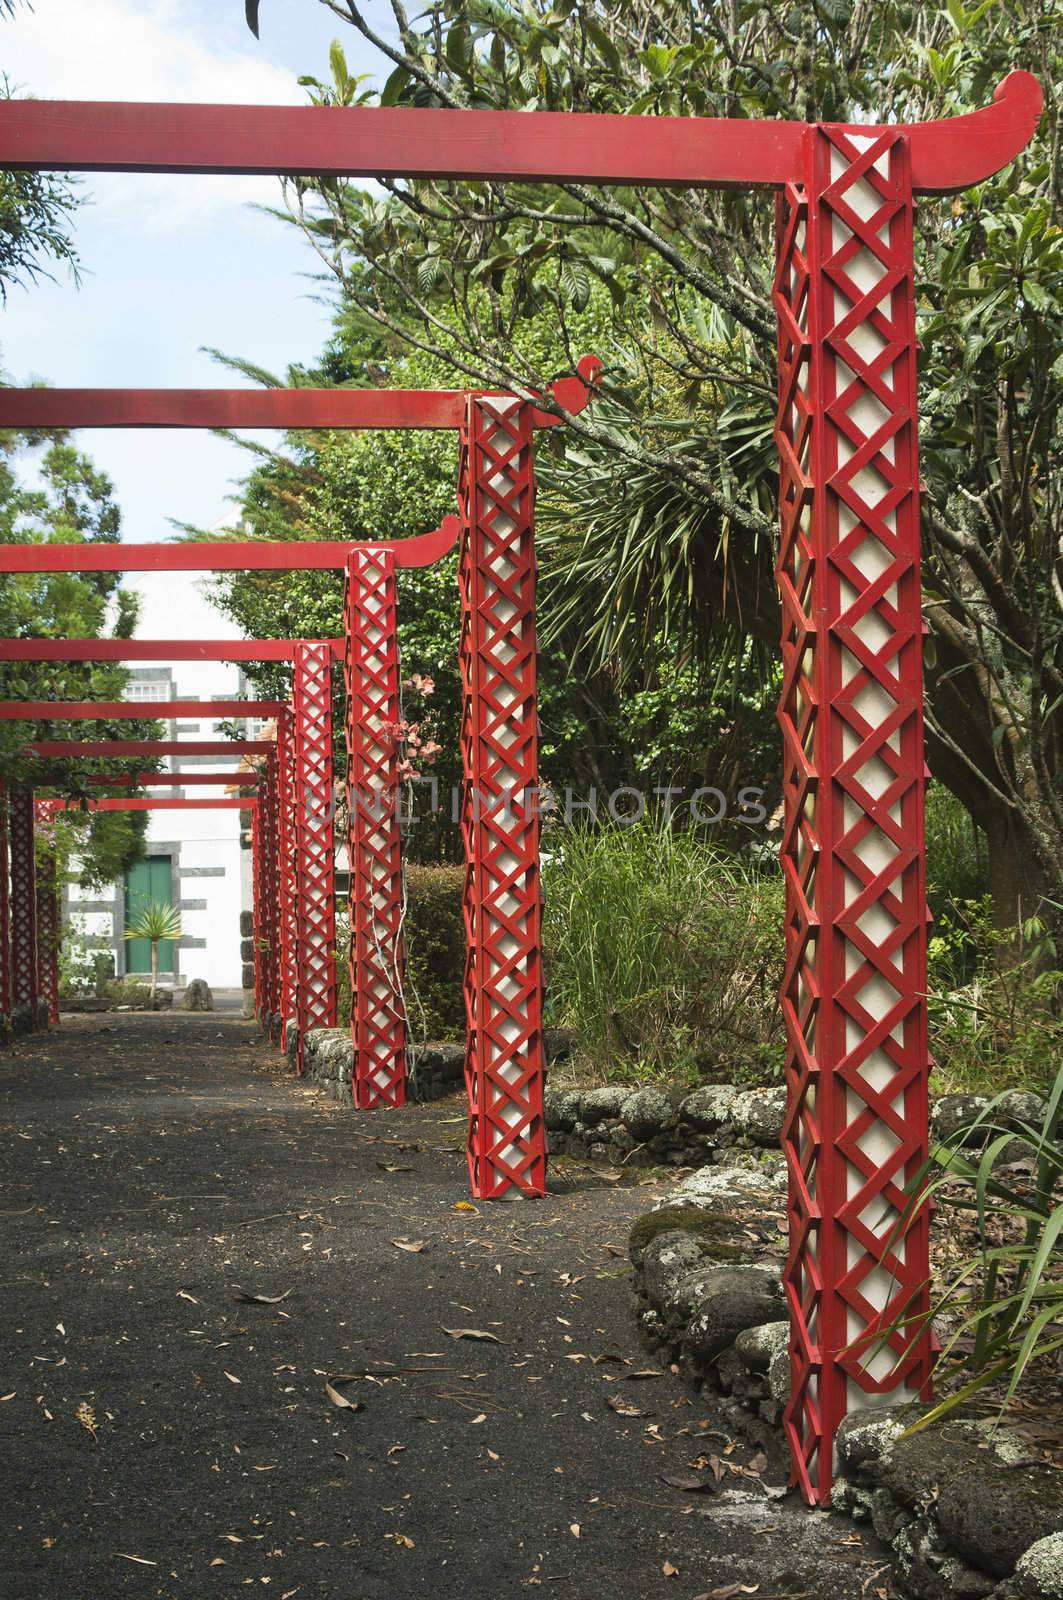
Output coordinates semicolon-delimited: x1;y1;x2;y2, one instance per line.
1017;1533;1063;1599
181;978;213;1011
734;1319;788;1375
641;1231;705;1313
682;1264;783;1362
658;1161;784;1215
580;1085;629;1124
997;1089;1048;1134
880;1432;1063;1578
543;1087;582;1132
931;1093;990;1144
620;1086;675;1142
730;1086;787;1145
680;1083;740;1132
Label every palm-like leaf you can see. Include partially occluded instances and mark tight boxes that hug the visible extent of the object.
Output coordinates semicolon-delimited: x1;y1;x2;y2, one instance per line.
124;900;182;944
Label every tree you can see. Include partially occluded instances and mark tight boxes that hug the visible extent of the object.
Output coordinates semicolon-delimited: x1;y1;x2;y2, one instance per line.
123;900;182;1007
200;311;780;858
242;2;1063;931
0;429;157;882
0;79;81;300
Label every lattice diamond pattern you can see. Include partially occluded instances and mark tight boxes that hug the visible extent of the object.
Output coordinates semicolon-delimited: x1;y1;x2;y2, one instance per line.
458;395;547;1198
774;129;932;1506
0;783;10;1033
345;549;407;1108
9;783;37;1016
277;708;298;1050
293;643;337;1070
35;828;59;1025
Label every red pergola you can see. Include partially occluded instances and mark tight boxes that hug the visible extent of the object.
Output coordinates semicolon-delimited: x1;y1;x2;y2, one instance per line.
0;73;1042;1501
0;700;283;720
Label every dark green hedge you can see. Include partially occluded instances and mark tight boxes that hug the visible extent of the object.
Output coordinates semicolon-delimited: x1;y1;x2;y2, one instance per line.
404;863;465;1042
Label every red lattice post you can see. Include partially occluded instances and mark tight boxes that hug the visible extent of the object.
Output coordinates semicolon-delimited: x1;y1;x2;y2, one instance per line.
277;708;297;1051
9;784;38;1027
0;783;10;1040
251;788;266;1022
345;548;406;1108
35;826;60;1026
458;396;547;1199
292;643;337;1071
775;129;933;1504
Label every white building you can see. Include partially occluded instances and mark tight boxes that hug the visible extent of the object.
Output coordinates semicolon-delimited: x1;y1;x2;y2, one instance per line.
64;568;261;995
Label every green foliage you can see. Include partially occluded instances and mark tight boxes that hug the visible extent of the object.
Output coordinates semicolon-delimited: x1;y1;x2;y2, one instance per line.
542;819;785;1083
123;900;183;945
928;901;1063;1096
925;781;989;919
887;1076;1063;1432
248;0;1063;928
404;863;466;1042
0;79;81;299
0;431;153;880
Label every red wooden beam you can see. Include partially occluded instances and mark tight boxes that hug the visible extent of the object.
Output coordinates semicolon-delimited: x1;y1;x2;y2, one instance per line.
0;639;342;661
0;517;462;575
29;740;271;757
0;75;1040;193
0;361;599;447
0;700;283;720
41;796;254;812
76;772;260;787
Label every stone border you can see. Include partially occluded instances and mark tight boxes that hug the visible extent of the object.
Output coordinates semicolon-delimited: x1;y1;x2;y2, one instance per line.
628;1150;1063;1600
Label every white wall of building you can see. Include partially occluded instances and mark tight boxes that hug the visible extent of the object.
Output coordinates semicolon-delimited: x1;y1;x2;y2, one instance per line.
65;568;259;992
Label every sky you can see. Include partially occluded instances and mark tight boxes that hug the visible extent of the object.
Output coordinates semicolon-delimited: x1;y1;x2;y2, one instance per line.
1;0;398;539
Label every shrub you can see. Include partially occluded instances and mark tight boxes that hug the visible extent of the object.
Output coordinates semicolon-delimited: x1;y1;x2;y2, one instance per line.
541;819;784;1083
928;900;1063;1095
337;868;465;1042
882;1073;1063;1432
404;864;465;1042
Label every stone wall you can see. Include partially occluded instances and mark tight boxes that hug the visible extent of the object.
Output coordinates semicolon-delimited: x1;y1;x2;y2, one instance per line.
545;1080;787;1166
626;1120;1063;1599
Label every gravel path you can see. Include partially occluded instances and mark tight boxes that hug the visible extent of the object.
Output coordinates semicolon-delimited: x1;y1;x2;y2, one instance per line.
0;1012;889;1598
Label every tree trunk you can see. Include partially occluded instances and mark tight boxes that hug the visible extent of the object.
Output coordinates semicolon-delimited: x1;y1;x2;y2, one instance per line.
150;941;158;1008
985;807;1057;939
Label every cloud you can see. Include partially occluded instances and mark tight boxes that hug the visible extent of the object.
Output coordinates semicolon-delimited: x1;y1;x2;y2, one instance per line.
4;0;307;225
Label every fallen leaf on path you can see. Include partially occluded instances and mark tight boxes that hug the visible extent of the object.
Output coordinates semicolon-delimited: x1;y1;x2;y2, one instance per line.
0;1392;14;1402
232;1286;292;1305
325;1380;365;1412
177;1290;199;1305
659;1472;719;1494
607;1394;642;1418
569;1524;581;1539
443;1328;501;1344
75;1402;99;1442
114;1554;157;1566
452;1201;479;1213
624;1369;663;1380
210;1558;225;1567
692;1588;759;1599
389;1239;426;1254
663;1561;680;1577
223;1372;241;1385
376;1163;412;1173
470;1413;487;1425
387;1533;415;1548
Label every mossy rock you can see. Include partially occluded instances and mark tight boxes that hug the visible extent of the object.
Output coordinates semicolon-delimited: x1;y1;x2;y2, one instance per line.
629;1205;754;1268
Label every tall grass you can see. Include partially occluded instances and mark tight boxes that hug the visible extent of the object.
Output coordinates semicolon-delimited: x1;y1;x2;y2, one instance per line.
542;819;784;1082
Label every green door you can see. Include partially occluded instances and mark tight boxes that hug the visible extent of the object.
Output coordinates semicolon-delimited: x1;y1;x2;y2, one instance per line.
125;856;174;975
